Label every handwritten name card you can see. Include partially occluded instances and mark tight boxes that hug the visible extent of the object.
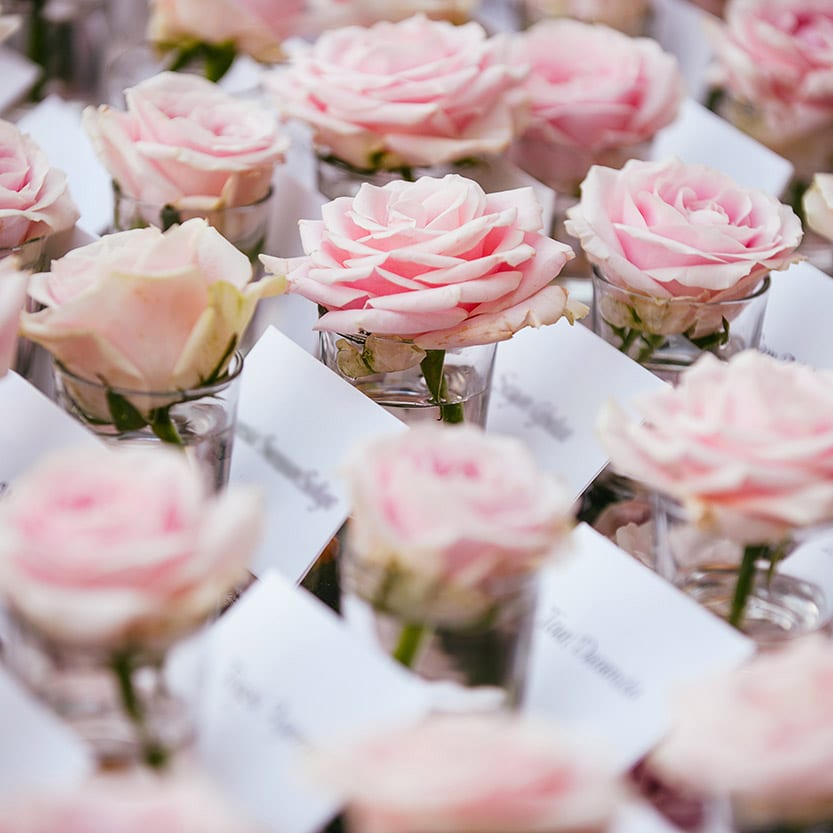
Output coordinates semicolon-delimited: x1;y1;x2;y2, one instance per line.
187;571;432;833
487;320;667;499
229;326;406;581
523;524;753;770
761;261;833;370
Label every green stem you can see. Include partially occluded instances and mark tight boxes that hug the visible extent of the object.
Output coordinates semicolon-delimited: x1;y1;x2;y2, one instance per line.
392;623;428;668
110;652;169;769
150;408;185;446
729;544;766;629
618;327;639;355
420;349;464;424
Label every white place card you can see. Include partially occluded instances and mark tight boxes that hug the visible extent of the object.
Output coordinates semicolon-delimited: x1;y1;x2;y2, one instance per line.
0;666;92;798
229;326;407;580
486;320;667;499
0;47;39;114
780;526;833;605
760;261;833;369
0;372;99;488
18;96;113;235
523;524;754;771
652;99;794;196
650;0;716;103
190;571;432;833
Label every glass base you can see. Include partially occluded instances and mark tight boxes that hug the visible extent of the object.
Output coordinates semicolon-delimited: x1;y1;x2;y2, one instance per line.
681;567;828;642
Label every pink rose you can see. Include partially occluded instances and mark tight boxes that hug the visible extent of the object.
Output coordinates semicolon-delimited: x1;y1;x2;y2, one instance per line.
598;350;833;543
0;256;28;376
343;424;572;621
650;637;833;828
0;772;260;833
0;446;261;647
565;158;802;337
262;175;582;350
21;218;283;419
0;120;79;251
266;15;527;170
148;0;309;63
710;0;833;140
83;72;288;211
312;716;623;833
509;21;683;191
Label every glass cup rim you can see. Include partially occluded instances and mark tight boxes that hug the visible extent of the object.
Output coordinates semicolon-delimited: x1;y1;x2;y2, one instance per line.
592;267;771;307
323;329;498;356
110;182;274;216
53;349;245;400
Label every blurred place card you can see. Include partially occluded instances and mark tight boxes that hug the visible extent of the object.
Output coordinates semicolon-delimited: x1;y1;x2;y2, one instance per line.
0;47;39;114
652;99;794;196
486;320;666;499
191;571;432;833
761;261;833;370
230;326;406;580
0;372;99;488
18;96;113;235
650;0;716;102
523;524;753;771
780;526;833;605
0;667;92;797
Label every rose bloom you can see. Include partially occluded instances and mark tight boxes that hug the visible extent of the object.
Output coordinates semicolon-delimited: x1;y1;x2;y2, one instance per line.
84;72;288;211
21;218;282;419
262;175;582;350
0;445;261;647
0;772;260;833
509;21;683;192
0;256;28;376
0;120;79;251
598;350;833;544
342;424;573;622
649;637;833;828
565;158;802;336
266;15;527;170
804;172;833;242
710;0;833;140
148;0;310;63
311;716;623;833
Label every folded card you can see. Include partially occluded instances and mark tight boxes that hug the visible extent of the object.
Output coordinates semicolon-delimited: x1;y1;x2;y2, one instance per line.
486;320;667;499
761;261;833;370
523;524;754;771
187;571;432;833
229;326;407;580
0;666;92;798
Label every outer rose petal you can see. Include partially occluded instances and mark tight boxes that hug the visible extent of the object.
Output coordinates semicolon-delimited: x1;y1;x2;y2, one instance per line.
804;173;833;241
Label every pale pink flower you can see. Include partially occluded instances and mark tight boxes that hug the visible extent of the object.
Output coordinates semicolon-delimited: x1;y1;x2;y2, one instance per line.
0;256;28;376
262;174;582;349
598;350;833;543
0;120;79;250
84;72;288;211
312;715;623;833
0;445;261;647
266;15;527;170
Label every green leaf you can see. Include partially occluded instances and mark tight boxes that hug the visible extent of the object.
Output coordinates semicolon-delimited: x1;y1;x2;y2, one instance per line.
705;86;725;114
149;408;185;446
204;42;237;83
420;349;445;405
106;390;148;432
159;204;182;231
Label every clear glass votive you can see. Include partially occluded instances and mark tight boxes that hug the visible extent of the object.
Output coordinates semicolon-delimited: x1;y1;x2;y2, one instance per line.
592;269;770;383
319;331;497;427
53;352;244;491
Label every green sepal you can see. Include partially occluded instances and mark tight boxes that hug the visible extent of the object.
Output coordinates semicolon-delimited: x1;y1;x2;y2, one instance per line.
106;390;148;432
160;204;182;231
